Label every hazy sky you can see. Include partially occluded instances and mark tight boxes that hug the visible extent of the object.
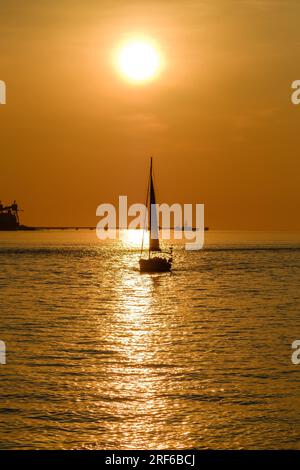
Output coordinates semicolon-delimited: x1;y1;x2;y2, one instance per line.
0;0;299;229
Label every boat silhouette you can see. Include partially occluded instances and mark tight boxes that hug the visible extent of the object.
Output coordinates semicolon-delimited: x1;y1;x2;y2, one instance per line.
139;158;172;273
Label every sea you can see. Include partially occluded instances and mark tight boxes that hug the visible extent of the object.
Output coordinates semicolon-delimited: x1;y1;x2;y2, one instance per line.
0;230;300;449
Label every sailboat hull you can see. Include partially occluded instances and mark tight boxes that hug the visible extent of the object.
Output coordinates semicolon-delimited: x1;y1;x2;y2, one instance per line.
139;257;172;273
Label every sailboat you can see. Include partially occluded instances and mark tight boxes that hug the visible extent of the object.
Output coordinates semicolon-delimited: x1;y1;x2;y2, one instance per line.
139;157;173;273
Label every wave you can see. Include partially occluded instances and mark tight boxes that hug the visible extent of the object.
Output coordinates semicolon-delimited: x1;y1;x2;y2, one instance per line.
0;245;300;256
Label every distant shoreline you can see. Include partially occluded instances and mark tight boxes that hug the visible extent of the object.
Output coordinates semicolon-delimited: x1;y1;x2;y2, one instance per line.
16;226;210;231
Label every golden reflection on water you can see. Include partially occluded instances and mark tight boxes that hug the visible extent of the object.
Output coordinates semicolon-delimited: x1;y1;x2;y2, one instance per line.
120;229;146;249
100;260;178;449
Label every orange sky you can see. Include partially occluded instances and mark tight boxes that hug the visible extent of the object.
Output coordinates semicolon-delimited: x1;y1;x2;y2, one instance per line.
0;0;299;229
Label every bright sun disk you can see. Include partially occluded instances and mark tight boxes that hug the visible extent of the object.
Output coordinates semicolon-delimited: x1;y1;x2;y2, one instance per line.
117;40;161;83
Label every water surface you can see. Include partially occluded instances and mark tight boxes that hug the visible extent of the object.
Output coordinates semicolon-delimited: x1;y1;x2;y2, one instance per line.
0;230;300;449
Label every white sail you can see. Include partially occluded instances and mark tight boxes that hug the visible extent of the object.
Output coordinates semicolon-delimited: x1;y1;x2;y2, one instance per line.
149;160;160;252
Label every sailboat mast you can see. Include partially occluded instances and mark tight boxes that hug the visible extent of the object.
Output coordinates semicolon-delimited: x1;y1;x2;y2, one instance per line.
140;159;150;258
148;157;153;258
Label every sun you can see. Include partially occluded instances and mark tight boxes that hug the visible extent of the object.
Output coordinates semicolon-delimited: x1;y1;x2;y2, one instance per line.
116;40;161;83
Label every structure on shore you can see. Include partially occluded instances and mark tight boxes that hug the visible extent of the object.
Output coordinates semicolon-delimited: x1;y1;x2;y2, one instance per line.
0;201;20;230
0;201;34;231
